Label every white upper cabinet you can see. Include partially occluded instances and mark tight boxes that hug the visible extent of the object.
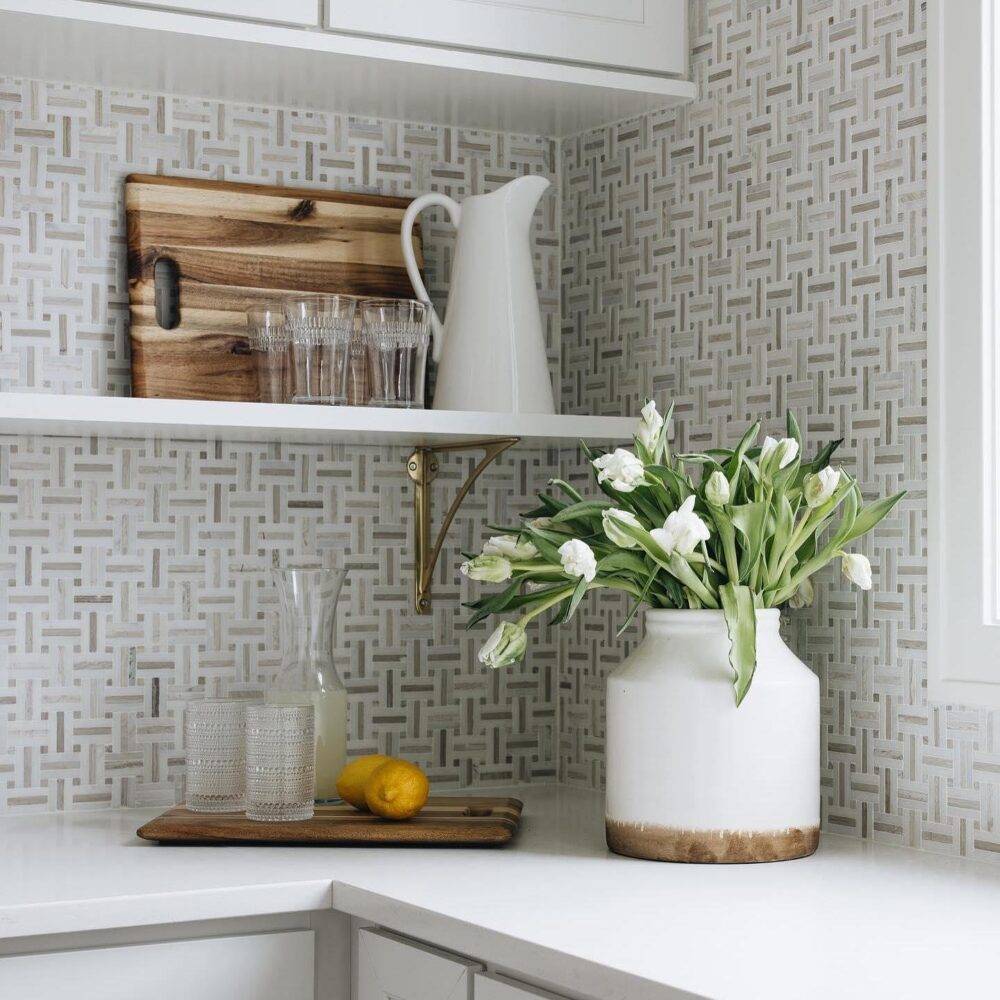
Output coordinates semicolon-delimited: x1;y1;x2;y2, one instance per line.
6;0;695;135
326;0;688;75
118;0;317;25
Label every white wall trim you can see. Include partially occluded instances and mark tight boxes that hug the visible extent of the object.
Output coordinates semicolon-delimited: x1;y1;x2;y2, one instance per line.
928;0;1000;707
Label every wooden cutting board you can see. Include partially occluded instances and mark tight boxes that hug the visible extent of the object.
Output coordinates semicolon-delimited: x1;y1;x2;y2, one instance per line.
136;797;523;847
125;174;423;401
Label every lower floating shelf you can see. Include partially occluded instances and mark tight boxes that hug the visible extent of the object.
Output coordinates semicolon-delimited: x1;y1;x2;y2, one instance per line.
0;392;635;448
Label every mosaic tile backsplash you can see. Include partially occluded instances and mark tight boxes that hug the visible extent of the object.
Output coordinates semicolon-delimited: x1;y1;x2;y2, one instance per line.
0;79;560;811
558;0;1000;864
1;0;995;870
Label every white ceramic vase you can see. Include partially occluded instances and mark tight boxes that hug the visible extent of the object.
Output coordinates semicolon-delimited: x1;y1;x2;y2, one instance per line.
605;609;820;864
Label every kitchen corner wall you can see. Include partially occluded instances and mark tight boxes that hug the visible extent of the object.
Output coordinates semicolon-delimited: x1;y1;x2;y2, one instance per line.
560;0;1000;864
3;0;998;866
0;79;561;811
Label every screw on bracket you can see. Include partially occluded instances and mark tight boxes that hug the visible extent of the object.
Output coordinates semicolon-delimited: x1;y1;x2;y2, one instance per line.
406;438;519;614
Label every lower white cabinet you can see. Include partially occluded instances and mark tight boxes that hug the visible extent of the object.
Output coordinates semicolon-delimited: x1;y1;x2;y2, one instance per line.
356;927;482;1000
355;927;571;1000
0;929;315;1000
474;972;566;999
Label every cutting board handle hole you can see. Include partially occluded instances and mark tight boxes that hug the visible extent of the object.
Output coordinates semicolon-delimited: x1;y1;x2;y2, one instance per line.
153;256;181;330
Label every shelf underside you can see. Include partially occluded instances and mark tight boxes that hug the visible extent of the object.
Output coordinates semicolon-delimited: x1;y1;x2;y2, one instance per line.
0;2;697;137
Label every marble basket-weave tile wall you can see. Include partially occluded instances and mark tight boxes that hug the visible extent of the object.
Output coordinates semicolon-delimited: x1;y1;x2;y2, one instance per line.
558;0;1000;863
0;78;560;811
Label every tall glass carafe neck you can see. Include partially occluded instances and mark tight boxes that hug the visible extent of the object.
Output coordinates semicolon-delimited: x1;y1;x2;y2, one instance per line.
273;568;346;693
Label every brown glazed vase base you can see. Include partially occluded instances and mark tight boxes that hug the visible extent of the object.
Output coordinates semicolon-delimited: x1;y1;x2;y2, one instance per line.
606;820;820;864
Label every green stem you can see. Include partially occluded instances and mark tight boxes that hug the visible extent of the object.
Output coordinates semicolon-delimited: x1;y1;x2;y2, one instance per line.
771;546;836;605
666;554;720;608
771;507;822;582
517;586;576;626
711;509;740;583
515;576;645;630
688;550;726;575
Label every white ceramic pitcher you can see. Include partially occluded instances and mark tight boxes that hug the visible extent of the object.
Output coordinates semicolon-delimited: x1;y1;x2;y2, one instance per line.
401;176;555;414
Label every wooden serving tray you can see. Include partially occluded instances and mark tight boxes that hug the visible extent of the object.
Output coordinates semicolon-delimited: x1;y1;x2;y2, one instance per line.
137;796;523;847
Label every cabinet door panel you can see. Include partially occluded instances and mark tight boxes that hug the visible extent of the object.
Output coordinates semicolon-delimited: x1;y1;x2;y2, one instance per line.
357;927;481;1000
474;972;569;1000
0;930;314;1000
326;0;686;75
105;0;318;26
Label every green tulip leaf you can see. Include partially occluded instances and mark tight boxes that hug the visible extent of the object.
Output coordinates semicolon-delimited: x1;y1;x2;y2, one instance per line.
720;583;757;706
547;478;585;503
840;491;906;544
551;499;613;523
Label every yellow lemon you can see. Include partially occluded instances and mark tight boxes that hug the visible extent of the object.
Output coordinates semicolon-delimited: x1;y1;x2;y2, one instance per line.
336;754;392;810
364;759;429;820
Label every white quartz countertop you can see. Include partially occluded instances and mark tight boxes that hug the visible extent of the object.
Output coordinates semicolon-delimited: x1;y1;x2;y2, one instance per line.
1;785;999;1000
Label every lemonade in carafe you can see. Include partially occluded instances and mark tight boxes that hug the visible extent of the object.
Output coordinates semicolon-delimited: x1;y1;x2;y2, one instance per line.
271;568;348;800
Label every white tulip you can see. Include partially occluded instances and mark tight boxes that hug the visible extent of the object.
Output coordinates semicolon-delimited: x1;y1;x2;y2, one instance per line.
460;554;512;583
788;577;815;609
482;534;538;560
705;470;731;507
592;448;646;492
841;552;872;590
478;621;527;668
804;466;840;508
602;508;642;549
760;436;799;471
558;538;598;582
527;517;553;530
636;400;664;452
649;496;711;558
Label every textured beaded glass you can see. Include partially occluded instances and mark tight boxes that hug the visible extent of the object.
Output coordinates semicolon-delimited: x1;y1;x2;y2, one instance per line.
185;700;247;813
245;704;316;822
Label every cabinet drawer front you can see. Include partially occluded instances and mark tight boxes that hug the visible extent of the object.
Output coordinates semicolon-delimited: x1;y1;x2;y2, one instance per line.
326;0;686;75
474;972;569;1000
0;930;315;1000
357;927;482;1000
96;0;318;25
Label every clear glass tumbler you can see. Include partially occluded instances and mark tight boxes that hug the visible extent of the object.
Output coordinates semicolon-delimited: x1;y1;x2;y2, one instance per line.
361;298;431;408
285;295;358;405
245;703;316;822
185;700;246;813
247;304;291;403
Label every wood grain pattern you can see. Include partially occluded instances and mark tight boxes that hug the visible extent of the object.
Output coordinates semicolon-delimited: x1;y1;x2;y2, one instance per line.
137;797;523;847
126;174;424;402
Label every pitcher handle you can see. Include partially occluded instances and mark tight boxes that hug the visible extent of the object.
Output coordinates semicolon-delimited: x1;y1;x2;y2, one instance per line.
401;192;461;364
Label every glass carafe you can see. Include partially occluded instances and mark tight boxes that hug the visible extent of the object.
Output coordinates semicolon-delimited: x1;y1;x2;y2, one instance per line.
271;568;348;801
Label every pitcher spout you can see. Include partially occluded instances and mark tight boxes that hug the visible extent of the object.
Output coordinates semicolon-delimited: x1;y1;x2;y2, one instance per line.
501;174;550;227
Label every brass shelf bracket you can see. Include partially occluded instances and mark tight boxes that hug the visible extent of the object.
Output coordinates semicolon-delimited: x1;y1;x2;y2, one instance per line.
406;437;520;614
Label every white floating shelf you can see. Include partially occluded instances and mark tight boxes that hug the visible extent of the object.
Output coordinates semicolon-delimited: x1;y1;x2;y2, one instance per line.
0;1;697;137
0;393;634;448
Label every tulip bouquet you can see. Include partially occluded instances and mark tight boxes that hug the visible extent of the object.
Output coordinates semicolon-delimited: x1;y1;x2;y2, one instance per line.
461;403;905;704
